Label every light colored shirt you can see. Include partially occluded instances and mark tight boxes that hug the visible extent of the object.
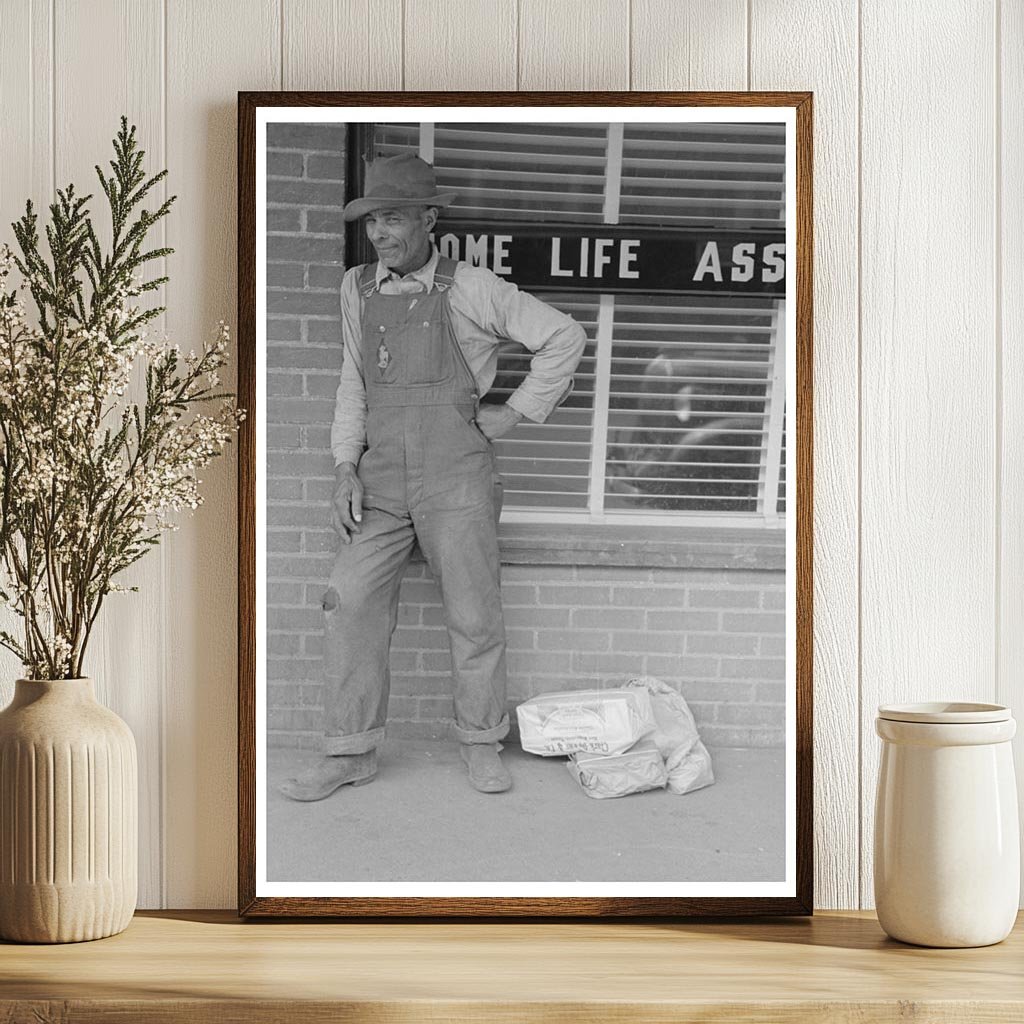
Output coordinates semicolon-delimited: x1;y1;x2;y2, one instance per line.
330;247;587;467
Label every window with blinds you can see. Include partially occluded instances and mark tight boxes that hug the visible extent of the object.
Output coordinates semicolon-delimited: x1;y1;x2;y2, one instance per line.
604;295;783;515
618;122;787;227
374;122;610;222
367;122;787;526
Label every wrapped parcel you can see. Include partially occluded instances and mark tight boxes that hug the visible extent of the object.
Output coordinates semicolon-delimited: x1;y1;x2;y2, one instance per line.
516;688;656;757
625;676;714;795
568;740;668;800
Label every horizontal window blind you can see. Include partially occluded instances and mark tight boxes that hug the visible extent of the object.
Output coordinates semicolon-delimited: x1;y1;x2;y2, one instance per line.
373;123;608;222
619;123;786;229
604;295;781;515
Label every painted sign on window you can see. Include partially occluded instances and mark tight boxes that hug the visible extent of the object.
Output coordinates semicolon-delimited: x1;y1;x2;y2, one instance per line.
430;225;786;296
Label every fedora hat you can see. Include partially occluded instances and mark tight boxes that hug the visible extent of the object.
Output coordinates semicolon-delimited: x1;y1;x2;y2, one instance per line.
342;153;458;221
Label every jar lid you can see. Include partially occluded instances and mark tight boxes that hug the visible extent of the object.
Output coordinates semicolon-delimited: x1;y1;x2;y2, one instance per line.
877;702;1011;724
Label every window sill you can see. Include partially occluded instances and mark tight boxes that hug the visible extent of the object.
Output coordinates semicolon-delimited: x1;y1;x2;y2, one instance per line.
496;522;786;571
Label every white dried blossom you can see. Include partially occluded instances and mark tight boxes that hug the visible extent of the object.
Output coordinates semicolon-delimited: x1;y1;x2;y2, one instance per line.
0;243;243;679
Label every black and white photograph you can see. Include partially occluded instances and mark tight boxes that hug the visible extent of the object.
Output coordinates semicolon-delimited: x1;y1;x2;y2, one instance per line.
241;97;811;915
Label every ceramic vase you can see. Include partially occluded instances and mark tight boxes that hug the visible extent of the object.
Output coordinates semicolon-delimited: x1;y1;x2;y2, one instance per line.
874;702;1019;948
0;678;137;943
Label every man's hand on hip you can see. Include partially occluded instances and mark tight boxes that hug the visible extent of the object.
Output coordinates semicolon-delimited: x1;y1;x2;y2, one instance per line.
474;403;524;441
332;462;363;544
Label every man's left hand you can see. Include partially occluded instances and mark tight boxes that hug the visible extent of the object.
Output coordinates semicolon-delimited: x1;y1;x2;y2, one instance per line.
474;403;524;441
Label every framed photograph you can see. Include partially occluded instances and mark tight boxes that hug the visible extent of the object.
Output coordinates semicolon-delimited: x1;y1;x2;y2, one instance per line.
237;91;812;917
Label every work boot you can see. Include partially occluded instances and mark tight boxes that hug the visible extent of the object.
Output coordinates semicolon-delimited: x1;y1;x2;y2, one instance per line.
460;742;512;793
278;751;377;801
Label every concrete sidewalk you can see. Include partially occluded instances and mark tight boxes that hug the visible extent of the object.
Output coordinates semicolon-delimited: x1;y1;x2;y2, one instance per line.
266;740;785;884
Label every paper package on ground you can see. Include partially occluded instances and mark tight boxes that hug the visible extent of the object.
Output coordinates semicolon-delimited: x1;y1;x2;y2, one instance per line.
625;676;715;795
567;739;668;800
515;688;656;756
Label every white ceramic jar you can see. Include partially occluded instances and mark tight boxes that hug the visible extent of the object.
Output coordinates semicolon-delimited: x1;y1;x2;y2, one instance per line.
874;702;1019;947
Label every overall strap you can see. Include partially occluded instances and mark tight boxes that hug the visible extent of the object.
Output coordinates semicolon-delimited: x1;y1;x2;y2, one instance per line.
433;256;458;293
433;257;476;393
358;262;378;299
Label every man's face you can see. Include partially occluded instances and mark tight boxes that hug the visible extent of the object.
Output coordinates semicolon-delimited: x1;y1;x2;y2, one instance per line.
364;205;437;275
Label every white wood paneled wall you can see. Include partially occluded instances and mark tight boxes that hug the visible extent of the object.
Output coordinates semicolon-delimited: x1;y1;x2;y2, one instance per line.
0;0;1018;911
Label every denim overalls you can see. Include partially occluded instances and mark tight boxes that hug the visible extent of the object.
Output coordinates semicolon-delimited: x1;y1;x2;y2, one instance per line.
320;258;510;754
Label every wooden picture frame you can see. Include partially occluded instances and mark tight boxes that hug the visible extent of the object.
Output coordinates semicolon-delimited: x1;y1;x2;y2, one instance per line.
238;91;813;917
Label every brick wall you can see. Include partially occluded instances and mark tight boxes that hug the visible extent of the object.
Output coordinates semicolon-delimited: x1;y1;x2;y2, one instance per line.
263;123;787;753
267;557;786;751
382;563;785;749
265;122;346;712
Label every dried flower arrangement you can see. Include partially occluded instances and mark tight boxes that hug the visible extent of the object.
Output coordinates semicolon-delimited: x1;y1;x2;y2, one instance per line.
0;118;243;679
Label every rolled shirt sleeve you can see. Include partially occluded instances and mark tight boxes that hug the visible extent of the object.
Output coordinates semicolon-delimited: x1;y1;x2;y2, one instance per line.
330;268;368;468
450;266;587;424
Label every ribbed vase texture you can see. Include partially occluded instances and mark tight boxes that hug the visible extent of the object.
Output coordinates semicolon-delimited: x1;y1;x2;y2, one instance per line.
0;678;137;943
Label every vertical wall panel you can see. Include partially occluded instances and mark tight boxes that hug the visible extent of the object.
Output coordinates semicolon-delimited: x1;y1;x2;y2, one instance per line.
164;0;280;908
751;1;860;910
860;0;997;908
518;0;629;90
1000;0;1024;903
631;0;746;90
0;0;52;229
0;2;52;698
283;0;402;90
405;0;516;89
53;0;166;909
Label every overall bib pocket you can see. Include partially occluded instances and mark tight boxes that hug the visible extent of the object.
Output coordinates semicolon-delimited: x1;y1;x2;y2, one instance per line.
401;314;452;386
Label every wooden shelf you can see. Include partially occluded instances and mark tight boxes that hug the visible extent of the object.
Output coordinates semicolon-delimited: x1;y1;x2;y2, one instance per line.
2;910;1023;1022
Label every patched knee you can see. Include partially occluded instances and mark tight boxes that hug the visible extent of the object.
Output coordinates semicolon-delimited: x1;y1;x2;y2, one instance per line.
322;584;368;618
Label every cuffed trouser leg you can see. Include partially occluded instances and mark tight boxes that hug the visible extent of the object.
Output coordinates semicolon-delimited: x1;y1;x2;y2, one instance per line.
321;505;416;755
414;491;510;746
451;717;510;745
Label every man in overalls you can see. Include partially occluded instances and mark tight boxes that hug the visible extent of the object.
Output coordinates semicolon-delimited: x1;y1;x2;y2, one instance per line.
280;153;586;800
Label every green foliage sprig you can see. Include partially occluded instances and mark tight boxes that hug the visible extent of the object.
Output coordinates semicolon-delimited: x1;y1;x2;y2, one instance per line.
0;117;243;679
